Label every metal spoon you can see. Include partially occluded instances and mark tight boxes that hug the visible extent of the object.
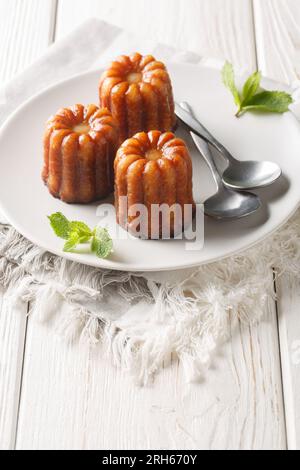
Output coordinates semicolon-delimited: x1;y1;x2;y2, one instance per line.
180;103;261;219
191;132;261;219
175;102;282;190
191;135;261;218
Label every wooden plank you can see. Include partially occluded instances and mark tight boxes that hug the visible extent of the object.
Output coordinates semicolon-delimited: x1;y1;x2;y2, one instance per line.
56;0;257;69
15;0;286;449
276;276;300;450
253;0;300;84
253;0;300;449
0;290;27;450
16;297;286;450
0;0;56;85
0;0;56;450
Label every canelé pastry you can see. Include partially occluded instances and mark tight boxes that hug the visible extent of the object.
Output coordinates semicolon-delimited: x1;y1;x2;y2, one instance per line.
115;131;195;239
99;53;176;141
42;104;119;203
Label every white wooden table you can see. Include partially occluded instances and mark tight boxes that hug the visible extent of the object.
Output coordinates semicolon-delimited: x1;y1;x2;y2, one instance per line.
1;0;300;450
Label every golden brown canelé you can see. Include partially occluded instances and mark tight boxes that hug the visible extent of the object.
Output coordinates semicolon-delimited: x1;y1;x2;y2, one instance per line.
42;104;119;203
115;131;195;239
99;53;176;142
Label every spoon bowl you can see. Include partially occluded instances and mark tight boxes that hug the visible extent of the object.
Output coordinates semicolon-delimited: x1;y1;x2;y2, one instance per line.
222;160;282;190
176;102;282;190
205;187;261;219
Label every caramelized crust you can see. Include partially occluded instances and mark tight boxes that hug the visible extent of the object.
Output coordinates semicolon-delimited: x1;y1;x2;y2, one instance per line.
115;131;195;239
42;104;119;203
99;53;176;142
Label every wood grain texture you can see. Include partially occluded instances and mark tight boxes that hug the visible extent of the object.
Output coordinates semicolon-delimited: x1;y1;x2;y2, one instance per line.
277;276;300;450
253;0;300;83
56;0;257;69
0;0;56;85
0;0;292;450
26;0;284;450
0;290;27;450
16;297;286;450
0;0;56;450
253;0;300;450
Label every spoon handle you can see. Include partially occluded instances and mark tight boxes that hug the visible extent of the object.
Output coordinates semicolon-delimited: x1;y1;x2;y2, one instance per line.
190;132;222;190
176;102;235;164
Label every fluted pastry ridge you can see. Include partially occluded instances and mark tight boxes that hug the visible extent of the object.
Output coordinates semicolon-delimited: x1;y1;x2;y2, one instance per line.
115;130;195;238
43;104;119;203
99;53;176;141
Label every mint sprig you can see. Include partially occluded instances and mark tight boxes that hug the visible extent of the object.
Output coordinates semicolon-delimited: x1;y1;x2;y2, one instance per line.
48;212;71;240
91;227;113;259
63;231;81;253
222;61;293;117
222;62;241;109
48;212;113;259
242;70;261;104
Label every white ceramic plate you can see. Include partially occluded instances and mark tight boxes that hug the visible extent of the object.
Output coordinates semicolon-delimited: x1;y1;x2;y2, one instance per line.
0;63;300;272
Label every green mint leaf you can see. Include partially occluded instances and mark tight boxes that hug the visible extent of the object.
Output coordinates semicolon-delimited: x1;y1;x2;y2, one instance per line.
221;63;293;117
222;61;241;107
70;221;92;242
242;90;293;114
242;71;261;104
48;212;71;240
91;227;113;259
63;231;80;252
49;212;113;260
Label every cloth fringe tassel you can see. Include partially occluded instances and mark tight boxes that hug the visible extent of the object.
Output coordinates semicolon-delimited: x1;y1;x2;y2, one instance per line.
1;209;300;384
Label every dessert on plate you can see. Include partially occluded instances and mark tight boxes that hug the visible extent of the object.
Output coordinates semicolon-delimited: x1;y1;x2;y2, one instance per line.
42;104;119;203
99;53;176;141
114;130;195;239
